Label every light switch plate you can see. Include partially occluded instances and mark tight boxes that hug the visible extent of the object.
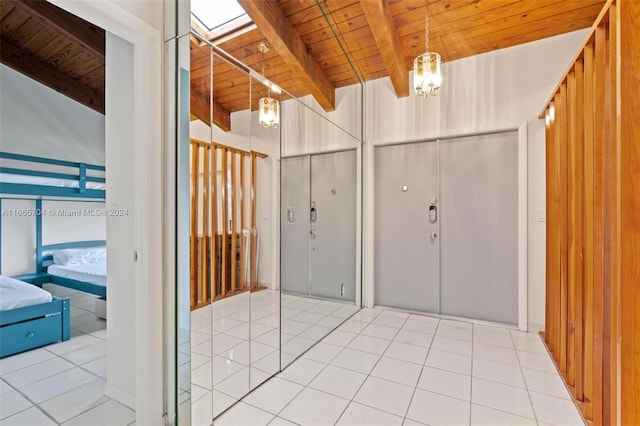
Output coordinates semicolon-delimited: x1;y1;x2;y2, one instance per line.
537;209;546;222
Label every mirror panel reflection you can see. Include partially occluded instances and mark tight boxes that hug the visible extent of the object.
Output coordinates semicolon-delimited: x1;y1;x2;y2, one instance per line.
184;0;364;421
279;91;362;369
188;43;284;422
189;46;255;420
248;71;281;389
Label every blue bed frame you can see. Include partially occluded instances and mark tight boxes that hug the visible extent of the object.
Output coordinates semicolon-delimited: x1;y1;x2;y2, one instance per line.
0;152;105;199
39;240;107;298
0;153;103;356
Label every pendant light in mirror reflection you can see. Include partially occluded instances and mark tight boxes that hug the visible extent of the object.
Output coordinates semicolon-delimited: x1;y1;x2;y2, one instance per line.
413;1;441;97
258;42;280;129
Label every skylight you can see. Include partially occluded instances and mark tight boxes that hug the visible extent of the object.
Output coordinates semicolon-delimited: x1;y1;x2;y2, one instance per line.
191;0;246;31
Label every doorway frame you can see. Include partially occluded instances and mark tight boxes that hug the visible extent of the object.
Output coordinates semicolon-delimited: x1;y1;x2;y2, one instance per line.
49;1;164;423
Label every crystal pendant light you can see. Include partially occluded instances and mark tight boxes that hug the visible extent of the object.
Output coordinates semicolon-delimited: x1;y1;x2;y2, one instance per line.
413;2;441;97
257;43;279;129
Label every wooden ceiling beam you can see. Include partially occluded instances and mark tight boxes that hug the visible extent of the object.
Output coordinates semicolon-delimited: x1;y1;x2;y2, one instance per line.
360;0;409;97
8;0;105;61
0;41;104;114
190;89;231;132
237;0;336;111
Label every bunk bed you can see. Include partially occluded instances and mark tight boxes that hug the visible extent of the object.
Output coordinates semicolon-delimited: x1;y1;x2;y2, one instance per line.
0;152;105;355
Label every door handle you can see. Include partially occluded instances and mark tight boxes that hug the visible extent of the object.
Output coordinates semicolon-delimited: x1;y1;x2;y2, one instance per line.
429;232;437;239
310;229;317;238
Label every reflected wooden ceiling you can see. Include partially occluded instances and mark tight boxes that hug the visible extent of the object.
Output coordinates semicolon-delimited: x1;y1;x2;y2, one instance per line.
0;0;105;114
191;0;604;131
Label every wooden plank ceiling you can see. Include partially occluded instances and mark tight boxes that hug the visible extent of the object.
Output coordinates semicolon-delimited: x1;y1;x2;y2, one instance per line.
192;0;605;131
0;0;603;126
0;0;105;114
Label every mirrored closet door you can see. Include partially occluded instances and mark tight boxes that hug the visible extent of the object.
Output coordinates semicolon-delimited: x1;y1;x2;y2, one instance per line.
185;41;282;422
279;96;363;368
173;0;366;422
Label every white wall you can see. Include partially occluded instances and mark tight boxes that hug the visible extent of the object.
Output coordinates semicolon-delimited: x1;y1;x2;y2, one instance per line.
527;119;548;332
105;32;136;408
366;30;587;143
364;30;588;331
1;199;37;275
0;64;106;276
0;64;105;163
281;84;362;156
0;200;107;276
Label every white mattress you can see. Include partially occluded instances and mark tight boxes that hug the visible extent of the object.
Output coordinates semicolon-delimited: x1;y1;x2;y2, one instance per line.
0;275;53;311
0;173;105;190
47;263;106;286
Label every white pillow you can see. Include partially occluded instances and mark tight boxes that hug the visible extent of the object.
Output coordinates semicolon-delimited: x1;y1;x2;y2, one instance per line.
52;247;106;265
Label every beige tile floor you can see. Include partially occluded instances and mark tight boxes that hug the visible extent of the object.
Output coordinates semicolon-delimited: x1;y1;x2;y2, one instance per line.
1;285;584;426
213;308;585;426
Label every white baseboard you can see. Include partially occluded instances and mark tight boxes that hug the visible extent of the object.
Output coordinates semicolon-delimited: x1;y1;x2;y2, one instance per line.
527;322;545;334
105;383;136;411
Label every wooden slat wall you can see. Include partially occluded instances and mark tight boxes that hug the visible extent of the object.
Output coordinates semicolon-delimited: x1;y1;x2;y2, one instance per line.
189;139;268;308
540;0;640;424
619;1;640;424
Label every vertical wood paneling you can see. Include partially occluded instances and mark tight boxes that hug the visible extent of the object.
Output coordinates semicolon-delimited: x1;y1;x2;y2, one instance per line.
604;7;618;425
221;148;228;296
201;146;210;304
544;113;553;348
540;2;637;424
190;139;267;304
570;59;585;399
558;83;569;375
211;147;218;297
592;24;607;426
620;1;640;424
566;67;583;390
190;145;200;307
250;153;258;289
546;100;560;359
240;154;246;290
583;40;596;421
230;152;237;293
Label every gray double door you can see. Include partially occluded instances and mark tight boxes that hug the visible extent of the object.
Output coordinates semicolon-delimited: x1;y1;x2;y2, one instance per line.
281;150;357;301
375;132;518;324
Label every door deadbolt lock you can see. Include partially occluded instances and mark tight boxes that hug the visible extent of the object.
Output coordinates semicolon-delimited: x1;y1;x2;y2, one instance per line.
429;205;437;222
310;201;317;222
429;232;437;239
310;229;317;237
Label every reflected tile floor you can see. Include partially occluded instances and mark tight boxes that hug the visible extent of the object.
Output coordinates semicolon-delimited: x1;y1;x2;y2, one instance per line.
185;290;360;424
0;284;135;426
214;308;584;426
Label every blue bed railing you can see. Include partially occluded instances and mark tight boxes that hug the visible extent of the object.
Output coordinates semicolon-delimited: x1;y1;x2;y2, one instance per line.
0;152;105;199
